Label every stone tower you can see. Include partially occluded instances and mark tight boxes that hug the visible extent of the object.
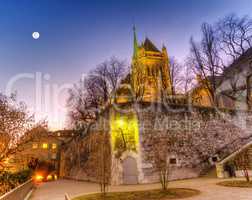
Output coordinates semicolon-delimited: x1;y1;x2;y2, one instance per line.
131;27;173;102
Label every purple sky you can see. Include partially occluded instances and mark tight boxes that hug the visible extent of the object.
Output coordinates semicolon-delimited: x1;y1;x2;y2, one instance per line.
0;0;251;129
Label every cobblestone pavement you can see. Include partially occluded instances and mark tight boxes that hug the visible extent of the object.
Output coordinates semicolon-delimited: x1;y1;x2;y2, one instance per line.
29;178;252;200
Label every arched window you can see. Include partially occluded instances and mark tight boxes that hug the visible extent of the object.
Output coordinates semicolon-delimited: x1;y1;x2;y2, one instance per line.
147;66;151;76
155;68;159;76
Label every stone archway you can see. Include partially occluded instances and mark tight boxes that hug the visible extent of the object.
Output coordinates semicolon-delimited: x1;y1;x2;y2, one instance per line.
122;156;138;185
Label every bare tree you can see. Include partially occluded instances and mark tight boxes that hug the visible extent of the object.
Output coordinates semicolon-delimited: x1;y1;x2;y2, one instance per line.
234;149;251;182
67;57;127;129
89;57;126;105
169;57;183;94
217;14;252;62
0;94;34;170
181;59;196;94
145;133;175;191
106;57;126;96
68;80;97;129
97;131;111;197
212;14;252;109
188;14;252;108
190;23;224;106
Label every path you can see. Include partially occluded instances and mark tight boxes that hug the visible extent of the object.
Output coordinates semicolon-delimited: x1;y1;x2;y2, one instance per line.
29;178;252;200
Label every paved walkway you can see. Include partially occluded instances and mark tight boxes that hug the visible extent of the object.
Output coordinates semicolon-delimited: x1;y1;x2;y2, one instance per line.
29;178;252;200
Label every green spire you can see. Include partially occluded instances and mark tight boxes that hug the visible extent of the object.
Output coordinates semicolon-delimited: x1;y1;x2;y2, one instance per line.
133;25;138;58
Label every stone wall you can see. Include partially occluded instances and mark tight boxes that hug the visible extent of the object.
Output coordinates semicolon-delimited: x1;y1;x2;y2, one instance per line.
60;115;111;183
137;104;252;183
60;102;252;185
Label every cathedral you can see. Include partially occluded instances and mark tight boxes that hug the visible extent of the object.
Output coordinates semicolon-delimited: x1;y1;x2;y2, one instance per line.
60;29;249;186
60;30;205;185
131;27;173;102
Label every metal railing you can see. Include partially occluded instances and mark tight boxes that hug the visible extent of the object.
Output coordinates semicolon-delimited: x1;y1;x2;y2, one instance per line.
0;179;33;200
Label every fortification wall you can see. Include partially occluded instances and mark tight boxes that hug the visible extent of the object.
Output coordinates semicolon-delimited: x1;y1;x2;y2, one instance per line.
60;103;252;185
60;115;111;183
137;104;252;183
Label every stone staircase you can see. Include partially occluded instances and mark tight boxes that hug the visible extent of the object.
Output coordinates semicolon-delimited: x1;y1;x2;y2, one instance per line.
201;167;217;178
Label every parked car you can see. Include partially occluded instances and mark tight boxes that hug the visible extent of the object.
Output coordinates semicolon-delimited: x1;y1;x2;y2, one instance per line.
33;170;57;182
32;161;57;182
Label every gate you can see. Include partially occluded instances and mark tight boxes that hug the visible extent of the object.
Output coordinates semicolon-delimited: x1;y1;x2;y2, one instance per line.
122;156;138;184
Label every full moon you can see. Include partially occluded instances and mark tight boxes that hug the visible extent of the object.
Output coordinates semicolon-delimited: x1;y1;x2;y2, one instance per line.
32;32;40;39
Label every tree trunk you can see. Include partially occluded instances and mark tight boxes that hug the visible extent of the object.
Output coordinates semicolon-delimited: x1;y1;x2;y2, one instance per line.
243;169;250;182
160;170;168;191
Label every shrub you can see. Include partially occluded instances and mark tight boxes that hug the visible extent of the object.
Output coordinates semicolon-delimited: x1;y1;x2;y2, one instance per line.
0;169;32;196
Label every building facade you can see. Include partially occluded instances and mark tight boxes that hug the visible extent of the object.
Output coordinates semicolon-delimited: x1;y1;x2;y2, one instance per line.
191;47;252;110
4;130;74;174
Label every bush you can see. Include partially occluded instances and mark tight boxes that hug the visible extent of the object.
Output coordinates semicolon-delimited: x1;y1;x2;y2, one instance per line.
0;169;32;196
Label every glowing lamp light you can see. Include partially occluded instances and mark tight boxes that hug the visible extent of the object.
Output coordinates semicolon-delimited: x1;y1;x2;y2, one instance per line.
117;119;125;126
35;175;44;182
46;175;53;181
4;158;9;164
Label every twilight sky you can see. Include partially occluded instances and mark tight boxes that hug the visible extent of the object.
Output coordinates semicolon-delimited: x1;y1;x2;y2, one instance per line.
0;0;251;129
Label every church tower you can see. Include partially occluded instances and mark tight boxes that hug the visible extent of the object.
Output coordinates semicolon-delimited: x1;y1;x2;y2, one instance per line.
131;27;173;102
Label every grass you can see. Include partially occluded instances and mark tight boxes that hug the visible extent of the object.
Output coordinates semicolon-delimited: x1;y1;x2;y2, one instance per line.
73;188;200;200
217;180;252;188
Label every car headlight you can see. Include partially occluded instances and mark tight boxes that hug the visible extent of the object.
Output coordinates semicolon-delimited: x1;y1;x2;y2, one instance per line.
35;175;44;181
47;175;53;181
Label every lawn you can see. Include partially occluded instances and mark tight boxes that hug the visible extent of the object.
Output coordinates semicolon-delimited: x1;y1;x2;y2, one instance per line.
217;180;252;188
73;188;200;200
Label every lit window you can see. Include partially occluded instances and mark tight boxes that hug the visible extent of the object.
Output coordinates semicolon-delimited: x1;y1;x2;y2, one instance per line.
52;143;57;149
4;158;9;164
42;143;48;149
32;143;38;149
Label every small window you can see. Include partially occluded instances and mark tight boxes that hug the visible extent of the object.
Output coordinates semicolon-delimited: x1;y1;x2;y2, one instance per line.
169;158;177;165
212;156;218;162
52;143;57;149
42;143;48;149
32;143;38;149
